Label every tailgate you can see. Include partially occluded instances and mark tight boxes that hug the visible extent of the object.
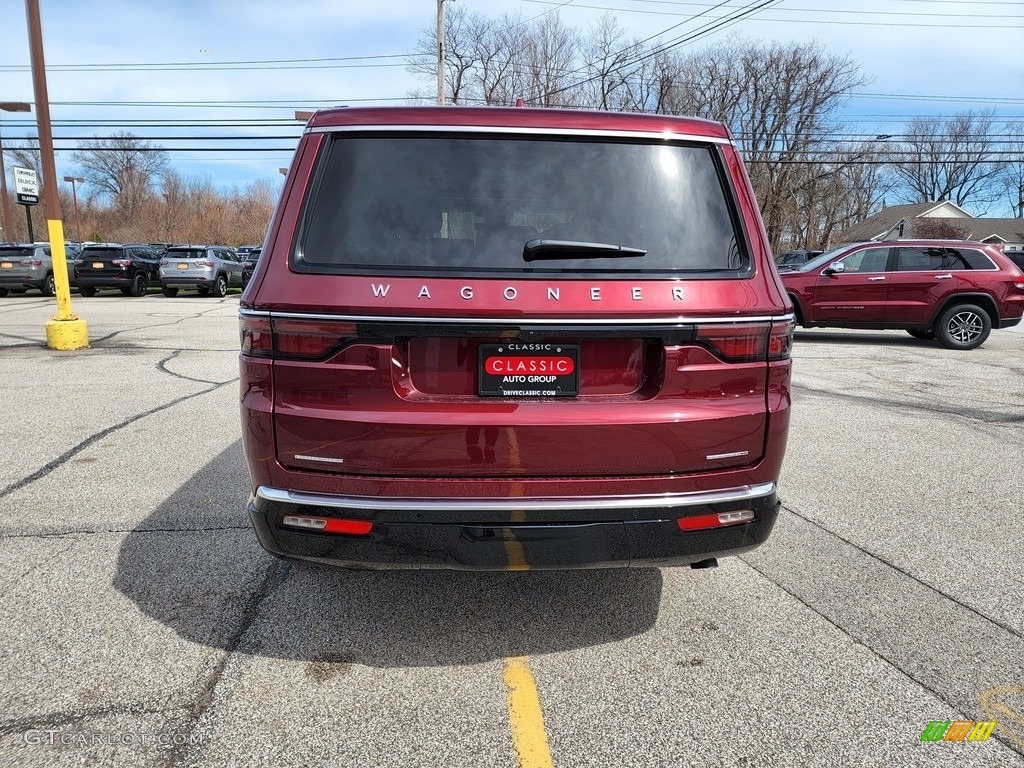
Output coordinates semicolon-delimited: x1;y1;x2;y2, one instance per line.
270;319;771;478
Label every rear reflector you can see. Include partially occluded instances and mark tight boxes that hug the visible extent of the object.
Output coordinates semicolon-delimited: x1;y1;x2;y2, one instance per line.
281;515;373;535
677;509;755;531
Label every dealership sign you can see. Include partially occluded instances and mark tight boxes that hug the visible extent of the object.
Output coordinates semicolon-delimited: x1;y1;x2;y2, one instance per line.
13;166;39;205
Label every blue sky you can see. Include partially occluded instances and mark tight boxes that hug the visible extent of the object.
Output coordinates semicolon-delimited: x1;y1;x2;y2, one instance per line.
1;0;1022;208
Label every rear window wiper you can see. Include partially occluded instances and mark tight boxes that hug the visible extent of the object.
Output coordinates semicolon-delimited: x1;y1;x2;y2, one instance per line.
523;239;647;262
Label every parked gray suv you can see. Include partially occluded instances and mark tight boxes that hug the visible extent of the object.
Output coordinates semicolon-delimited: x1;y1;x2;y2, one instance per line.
158;245;244;297
0;243;77;296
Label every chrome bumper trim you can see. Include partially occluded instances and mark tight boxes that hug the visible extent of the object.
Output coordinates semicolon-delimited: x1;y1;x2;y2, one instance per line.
255;483;776;513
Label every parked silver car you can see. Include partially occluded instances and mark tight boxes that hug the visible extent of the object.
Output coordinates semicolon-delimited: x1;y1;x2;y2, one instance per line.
158;245;244;297
0;242;77;296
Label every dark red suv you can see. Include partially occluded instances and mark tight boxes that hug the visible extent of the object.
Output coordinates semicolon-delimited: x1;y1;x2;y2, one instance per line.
239;106;794;571
780;240;1024;349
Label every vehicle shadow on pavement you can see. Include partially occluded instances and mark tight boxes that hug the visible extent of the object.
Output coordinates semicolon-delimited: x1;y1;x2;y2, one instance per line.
113;440;663;667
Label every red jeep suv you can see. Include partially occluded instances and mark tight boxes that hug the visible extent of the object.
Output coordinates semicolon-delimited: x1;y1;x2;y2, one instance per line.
780;240;1024;349
239;106;794;571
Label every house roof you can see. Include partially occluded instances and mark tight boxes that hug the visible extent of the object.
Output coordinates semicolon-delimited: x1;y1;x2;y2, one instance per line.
963;219;1024;244
835;203;944;243
832;200;979;244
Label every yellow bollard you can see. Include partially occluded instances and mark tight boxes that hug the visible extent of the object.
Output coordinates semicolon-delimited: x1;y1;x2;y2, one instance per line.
43;218;89;350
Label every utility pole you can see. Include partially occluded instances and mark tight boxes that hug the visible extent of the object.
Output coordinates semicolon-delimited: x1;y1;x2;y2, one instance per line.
436;0;446;106
25;0;88;349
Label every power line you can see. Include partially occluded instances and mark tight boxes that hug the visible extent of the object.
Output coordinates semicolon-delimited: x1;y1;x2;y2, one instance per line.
527;0;1023;20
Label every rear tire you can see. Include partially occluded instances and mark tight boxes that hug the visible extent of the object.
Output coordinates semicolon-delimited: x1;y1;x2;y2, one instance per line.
129;272;147;297
161;286;179;297
935;304;991;350
906;329;934;340
197;286;210;295
212;274;228;297
41;273;55;296
78;286;97;297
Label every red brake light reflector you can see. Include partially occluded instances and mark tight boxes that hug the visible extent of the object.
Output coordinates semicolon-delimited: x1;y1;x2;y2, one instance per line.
281;515;373;535
677;509;755;531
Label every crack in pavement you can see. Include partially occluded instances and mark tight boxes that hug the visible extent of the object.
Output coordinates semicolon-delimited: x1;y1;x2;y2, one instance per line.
741;505;1024;759
793;382;1024;425
0;702;183;737
155;558;292;768
781;502;1022;640
0;535;83;602
157;348;238;386
0;359;232;500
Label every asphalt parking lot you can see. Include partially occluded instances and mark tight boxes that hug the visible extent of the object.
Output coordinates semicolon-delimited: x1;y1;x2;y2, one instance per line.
0;291;1021;768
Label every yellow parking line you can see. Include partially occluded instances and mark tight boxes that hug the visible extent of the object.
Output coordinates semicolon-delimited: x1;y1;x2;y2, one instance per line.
504;656;555;768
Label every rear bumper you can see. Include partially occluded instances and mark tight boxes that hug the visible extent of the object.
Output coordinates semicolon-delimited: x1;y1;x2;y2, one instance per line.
247;484;779;570
161;278;215;287
75;274;132;287
0;274;44;288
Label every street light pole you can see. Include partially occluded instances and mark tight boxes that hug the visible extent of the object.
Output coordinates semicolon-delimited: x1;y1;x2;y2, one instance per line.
0;102;32;243
62;175;82;241
25;0;88;349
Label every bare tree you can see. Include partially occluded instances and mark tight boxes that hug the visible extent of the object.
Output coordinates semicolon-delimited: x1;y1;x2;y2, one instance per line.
520;14;582;107
892;109;1003;210
71;131;170;213
666;39;869;251
581;14;641;111
997;122;1024;217
913;218;971;240
408;4;484;104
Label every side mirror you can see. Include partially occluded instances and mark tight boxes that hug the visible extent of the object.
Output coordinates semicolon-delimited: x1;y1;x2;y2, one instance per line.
823;261;846;275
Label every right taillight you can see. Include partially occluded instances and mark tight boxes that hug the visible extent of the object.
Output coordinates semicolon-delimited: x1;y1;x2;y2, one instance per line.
767;319;795;361
239;315;358;360
695;322;769;362
695;319;794;363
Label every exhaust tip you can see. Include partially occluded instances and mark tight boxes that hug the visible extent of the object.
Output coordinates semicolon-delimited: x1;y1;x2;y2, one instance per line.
690;558;719;570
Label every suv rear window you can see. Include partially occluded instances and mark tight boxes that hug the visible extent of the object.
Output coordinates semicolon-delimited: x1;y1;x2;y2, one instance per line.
166;249;205;259
296;134;746;276
0;247;31;258
82;248;122;259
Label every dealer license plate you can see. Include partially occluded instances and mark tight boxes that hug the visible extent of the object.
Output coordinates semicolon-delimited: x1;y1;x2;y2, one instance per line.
177;263;189;270
0;262;12;269
92;262;104;269
478;343;579;397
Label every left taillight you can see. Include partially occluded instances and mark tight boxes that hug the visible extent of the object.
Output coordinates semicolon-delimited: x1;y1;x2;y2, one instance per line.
240;315;358;360
240;316;273;358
